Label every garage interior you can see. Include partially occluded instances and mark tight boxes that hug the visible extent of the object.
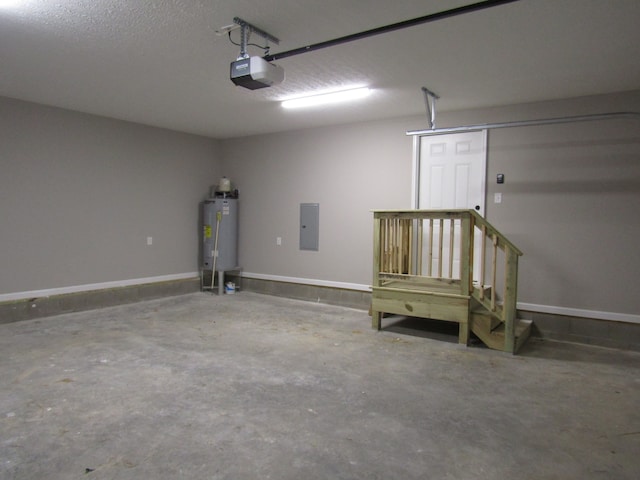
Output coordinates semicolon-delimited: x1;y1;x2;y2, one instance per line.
1;1;640;478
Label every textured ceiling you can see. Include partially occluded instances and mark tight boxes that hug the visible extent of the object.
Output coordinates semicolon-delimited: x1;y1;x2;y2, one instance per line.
1;0;639;138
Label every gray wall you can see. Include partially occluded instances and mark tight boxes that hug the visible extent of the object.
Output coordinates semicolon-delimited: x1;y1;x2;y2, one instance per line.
220;90;640;318
220;118;417;285
481;93;640;316
3;90;638;320
0;97;220;296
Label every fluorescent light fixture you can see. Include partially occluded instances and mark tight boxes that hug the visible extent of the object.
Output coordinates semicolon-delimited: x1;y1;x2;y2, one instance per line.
282;87;372;109
0;0;23;7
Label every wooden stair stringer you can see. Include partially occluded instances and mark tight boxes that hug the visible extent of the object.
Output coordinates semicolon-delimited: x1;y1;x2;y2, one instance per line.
471;286;504;320
470;300;533;353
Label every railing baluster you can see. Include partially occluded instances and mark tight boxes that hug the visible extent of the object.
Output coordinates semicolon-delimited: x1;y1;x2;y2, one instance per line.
388;218;393;273
387;218;396;272
378;218;388;272
400;219;403;274
428;219;434;276
491;233;498;311
460;218;467;282
448;219;455;278
398;219;408;273
385;218;389;272
391;218;398;273
399;219;405;274
387;218;392;272
407;219;413;275
396;218;402;273
402;218;407;273
417;219;423;276
403;219;406;273
383;218;386;272
387;218;393;273
437;219;444;278
386;218;389;272
394;218;398;273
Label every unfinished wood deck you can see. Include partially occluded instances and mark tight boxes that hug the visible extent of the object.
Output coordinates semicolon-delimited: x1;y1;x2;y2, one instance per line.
371;209;531;354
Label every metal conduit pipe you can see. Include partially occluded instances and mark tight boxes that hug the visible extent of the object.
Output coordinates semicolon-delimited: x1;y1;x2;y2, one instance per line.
405;112;640;136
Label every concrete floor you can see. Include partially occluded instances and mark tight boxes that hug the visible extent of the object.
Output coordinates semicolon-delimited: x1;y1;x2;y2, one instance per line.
1;292;639;479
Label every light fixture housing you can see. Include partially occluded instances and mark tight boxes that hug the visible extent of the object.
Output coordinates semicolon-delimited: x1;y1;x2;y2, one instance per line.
281;87;372;109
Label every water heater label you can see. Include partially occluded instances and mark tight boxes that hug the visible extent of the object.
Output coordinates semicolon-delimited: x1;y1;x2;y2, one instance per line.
223;206;230;215
204;225;212;238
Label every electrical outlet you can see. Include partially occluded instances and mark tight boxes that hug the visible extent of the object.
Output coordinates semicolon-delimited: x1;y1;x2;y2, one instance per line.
494;193;502;204
276;237;282;246
147;236;153;245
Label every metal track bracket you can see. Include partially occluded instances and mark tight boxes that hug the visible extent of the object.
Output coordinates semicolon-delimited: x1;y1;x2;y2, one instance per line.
233;17;280;60
422;87;440;130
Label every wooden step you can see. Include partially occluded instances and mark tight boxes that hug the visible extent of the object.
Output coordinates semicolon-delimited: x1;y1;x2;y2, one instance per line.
513;319;534;353
472;283;492;300
470;310;501;332
470;318;533;353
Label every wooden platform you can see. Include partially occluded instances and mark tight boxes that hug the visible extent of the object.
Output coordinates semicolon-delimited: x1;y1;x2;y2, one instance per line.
371;209;531;354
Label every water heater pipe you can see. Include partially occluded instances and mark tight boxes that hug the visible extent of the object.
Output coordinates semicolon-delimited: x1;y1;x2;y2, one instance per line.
210;211;222;292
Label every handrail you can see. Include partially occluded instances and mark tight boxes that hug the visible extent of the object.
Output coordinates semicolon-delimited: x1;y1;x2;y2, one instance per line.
468;210;522;256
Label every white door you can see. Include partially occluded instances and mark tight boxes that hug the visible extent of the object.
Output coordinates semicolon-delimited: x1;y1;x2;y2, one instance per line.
414;131;487;278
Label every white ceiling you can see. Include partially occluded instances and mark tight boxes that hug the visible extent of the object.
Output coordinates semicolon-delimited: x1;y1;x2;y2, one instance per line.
1;0;639;139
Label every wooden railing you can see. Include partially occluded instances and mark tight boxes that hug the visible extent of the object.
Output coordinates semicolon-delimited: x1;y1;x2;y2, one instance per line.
373;209;523;352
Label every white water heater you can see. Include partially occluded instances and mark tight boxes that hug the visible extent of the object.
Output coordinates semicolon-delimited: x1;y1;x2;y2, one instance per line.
202;198;238;271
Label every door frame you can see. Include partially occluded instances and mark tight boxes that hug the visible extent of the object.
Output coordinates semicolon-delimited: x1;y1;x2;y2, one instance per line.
410;130;488;214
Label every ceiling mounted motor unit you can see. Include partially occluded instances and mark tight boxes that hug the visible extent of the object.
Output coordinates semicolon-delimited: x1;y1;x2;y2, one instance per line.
230;56;284;90
226;17;284;90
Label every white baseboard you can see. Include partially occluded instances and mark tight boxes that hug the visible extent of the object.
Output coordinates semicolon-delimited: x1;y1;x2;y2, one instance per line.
0;272;199;303
241;272;371;292
517;302;640;325
4;272;636;325
243;272;639;324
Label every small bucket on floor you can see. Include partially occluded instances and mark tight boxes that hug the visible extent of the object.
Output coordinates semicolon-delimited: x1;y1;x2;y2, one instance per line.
225;282;236;294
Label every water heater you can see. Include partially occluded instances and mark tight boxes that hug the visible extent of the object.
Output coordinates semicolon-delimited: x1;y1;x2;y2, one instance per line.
202;198;238;271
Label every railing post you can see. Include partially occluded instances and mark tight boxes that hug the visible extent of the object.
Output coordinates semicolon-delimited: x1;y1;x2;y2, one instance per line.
458;213;472;345
503;245;519;353
460;214;472;297
372;213;382;330
479;224;486;299
468;214;475;293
